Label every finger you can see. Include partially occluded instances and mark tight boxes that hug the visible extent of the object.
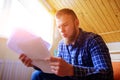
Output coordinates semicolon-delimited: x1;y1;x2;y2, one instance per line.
44;57;51;62
47;56;61;62
49;62;59;66
19;54;33;67
51;65;58;73
51;65;59;70
51;68;57;73
19;54;26;59
25;59;33;67
20;55;26;62
24;57;31;64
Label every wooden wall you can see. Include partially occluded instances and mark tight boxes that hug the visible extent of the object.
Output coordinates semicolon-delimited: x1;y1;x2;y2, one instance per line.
40;0;120;43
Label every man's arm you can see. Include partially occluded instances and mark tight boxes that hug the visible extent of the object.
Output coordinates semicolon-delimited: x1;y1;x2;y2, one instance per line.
46;56;74;77
73;35;113;79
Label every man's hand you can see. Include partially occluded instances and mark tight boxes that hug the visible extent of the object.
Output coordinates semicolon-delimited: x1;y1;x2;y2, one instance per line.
19;54;33;67
46;57;74;77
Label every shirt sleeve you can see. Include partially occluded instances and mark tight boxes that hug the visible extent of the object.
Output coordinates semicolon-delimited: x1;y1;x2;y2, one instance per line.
73;35;113;79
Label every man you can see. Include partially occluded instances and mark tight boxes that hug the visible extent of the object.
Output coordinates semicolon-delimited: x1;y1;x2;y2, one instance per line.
19;8;114;80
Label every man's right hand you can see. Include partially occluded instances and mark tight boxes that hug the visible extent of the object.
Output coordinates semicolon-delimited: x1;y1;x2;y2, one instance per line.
19;54;33;67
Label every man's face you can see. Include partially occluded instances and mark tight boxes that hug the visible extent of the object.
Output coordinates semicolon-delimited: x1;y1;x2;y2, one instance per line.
55;14;79;45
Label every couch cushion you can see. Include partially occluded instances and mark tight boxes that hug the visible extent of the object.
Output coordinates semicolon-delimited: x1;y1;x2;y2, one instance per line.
112;62;120;80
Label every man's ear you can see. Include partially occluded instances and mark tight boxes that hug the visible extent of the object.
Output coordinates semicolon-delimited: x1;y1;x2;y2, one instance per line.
75;19;79;27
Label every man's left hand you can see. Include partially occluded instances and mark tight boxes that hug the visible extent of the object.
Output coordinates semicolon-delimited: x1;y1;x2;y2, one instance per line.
45;56;74;77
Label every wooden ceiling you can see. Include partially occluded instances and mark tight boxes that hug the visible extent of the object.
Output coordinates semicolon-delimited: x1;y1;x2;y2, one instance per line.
40;0;120;43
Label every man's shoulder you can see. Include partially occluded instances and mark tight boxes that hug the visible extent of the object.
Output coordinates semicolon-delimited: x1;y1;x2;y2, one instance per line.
79;29;103;46
82;30;101;40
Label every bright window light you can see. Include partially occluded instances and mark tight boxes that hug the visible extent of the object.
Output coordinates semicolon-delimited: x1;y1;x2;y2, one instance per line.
0;0;53;44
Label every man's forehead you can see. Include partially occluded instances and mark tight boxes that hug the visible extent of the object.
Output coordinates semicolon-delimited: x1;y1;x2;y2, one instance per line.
56;15;73;22
55;18;70;26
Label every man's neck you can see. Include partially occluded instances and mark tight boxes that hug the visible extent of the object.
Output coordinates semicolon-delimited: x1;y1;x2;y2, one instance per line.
71;28;80;45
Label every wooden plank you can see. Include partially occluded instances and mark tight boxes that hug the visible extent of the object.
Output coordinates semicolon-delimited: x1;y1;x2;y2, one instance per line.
102;0;120;30
111;32;120;42
72;0;97;32
57;0;69;8
115;0;120;10
77;0;100;33
89;0;114;34
96;0;113;32
85;0;107;33
109;0;120;28
47;0;58;10
102;31;120;42
72;0;95;32
56;0;65;9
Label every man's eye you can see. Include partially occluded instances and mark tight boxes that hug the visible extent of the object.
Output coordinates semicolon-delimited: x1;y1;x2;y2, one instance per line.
57;26;61;29
63;24;68;27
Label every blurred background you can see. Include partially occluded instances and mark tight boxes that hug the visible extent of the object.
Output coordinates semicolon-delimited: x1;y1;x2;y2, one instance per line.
0;0;120;80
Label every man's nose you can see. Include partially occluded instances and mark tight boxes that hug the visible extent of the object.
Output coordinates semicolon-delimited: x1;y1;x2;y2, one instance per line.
60;26;65;33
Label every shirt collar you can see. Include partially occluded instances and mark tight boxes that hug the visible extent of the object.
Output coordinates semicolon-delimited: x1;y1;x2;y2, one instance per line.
68;28;84;48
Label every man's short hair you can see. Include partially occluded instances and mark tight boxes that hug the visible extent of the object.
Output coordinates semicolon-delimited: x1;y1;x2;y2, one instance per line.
55;8;78;20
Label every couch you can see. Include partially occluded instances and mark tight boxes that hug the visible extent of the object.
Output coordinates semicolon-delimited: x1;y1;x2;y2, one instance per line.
112;62;120;80
0;60;119;80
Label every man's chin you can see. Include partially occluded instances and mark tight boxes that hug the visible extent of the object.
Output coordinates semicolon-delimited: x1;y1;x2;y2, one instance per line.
64;38;72;45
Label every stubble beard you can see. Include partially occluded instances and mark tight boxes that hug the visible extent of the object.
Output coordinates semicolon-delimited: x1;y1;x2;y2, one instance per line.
64;26;77;45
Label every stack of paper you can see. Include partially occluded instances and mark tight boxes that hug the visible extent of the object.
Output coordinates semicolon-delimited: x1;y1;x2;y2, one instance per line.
7;29;52;73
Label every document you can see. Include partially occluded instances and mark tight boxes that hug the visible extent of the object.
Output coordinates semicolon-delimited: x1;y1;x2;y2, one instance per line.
7;29;52;73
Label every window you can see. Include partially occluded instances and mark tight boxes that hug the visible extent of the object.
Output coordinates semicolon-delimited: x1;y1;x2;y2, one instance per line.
0;0;53;44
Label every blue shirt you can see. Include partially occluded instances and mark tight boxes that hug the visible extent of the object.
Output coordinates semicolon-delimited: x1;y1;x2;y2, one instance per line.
57;28;113;80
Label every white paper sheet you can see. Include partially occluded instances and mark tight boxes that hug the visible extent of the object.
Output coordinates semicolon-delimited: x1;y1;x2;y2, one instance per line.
7;29;52;73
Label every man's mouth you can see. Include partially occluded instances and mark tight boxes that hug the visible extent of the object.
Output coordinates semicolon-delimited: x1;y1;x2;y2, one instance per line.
61;33;67;37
